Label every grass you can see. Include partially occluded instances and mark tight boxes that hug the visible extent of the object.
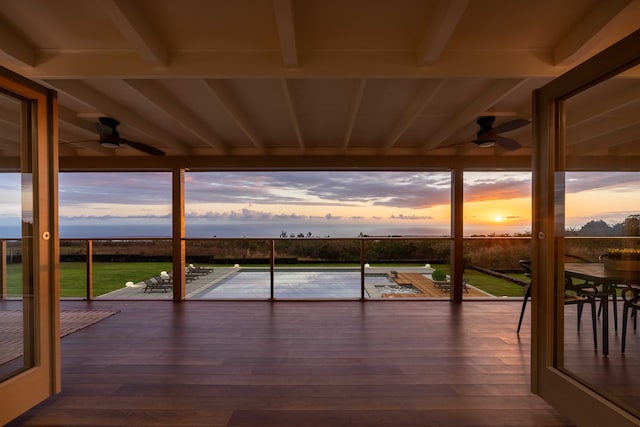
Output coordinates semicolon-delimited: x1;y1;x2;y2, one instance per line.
6;262;173;297
430;264;525;297
3;262;525;298
60;262;174;297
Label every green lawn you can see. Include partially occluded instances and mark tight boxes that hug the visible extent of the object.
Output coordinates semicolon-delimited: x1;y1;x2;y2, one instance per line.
6;262;173;297
430;264;526;297
61;262;174;297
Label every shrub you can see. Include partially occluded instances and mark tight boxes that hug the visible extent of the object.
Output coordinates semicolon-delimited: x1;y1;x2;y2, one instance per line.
431;269;447;281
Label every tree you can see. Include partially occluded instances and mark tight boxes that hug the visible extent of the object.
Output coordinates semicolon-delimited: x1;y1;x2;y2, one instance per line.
624;215;640;236
578;220;613;236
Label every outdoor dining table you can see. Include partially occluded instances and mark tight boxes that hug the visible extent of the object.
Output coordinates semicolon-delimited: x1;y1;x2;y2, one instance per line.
564;262;640;356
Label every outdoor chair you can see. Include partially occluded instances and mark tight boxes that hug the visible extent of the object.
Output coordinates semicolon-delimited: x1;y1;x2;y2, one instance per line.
621;285;640;352
186;264;212;282
517;260;598;349
437;279;469;293
592;253;624;329
143;277;172;293
188;264;212;275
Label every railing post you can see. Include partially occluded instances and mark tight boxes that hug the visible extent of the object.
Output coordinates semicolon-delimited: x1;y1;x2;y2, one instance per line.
86;239;93;300
360;238;365;301
270;239;275;300
0;240;6;299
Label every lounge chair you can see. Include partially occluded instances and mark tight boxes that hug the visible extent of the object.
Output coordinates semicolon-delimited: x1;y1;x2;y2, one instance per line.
185;264;213;282
143;276;172;293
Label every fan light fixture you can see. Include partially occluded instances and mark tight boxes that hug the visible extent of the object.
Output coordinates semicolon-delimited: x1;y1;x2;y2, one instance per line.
477;139;495;148
100;141;119;148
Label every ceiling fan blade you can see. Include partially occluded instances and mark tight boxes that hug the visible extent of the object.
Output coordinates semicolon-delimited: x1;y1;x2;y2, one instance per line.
495;135;521;151
492;118;531;134
120;138;166;156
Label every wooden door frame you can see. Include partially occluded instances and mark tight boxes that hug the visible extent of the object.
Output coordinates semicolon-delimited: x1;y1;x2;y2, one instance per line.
532;29;640;427
0;66;59;425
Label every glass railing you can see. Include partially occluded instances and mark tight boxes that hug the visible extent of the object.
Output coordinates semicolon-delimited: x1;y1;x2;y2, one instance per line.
0;236;539;301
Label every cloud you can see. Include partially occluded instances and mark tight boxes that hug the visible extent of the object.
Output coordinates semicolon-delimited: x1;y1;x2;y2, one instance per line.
566;172;640;194
59;172;171;206
390;214;434;220
463;172;531;202
56;171;539;212
186;171;452;208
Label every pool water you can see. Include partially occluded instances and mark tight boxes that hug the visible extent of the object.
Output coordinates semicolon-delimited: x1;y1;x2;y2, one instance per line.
197;270;409;299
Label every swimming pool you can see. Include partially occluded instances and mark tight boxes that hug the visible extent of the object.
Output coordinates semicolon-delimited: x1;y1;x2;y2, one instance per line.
195;269;417;299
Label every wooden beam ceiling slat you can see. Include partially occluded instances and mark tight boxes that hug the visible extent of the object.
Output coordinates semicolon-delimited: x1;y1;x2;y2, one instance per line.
99;0;169;66
552;0;633;66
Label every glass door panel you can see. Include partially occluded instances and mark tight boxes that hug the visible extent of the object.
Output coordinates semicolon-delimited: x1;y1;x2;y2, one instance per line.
0;93;32;381
533;29;640;427
0;68;58;425
561;64;640;418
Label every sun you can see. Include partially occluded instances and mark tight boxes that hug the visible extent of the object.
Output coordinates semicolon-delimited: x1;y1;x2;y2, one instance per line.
495;216;503;222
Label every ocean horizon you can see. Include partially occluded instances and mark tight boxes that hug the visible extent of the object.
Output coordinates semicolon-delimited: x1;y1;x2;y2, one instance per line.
0;222;531;239
0;223;454;239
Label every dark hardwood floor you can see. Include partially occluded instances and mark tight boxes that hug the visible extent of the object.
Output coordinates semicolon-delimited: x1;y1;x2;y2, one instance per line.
8;300;575;426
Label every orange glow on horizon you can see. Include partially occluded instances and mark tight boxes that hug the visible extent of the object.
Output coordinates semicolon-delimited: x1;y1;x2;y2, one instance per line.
464;197;532;230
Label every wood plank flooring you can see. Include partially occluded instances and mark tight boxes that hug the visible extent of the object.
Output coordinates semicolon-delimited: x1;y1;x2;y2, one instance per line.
7;300;575;427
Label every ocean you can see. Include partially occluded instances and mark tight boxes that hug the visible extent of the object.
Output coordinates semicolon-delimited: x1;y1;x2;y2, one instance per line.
0;222;522;239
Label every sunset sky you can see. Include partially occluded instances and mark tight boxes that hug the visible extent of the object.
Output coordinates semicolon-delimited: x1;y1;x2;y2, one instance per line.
0;170;638;237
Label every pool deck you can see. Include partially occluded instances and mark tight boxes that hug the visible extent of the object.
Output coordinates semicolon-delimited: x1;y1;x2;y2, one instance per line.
98;266;492;299
387;272;488;298
98;268;238;299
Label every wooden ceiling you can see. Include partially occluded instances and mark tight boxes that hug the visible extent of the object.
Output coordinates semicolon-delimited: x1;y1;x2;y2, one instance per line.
0;0;639;171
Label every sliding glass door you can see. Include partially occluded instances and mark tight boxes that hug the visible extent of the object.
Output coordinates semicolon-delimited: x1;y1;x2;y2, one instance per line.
0;67;59;425
533;29;640;426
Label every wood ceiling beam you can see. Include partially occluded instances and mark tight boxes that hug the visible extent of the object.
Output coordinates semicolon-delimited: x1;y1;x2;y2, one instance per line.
123;80;226;154
417;0;469;65
420;79;526;153
273;0;298;67
44;79;189;155
14;49;599;79
0;19;36;67
58;106;98;135
552;0;633;66
608;137;640;156
383;79;446;151
0;104;20;129
342;79;367;150
99;0;169;66
569;123;640;155
568;108;640;147
280;78;304;151
54;153;640;173
56;154;534;172
0;126;20;141
567;84;640;127
202;79;266;154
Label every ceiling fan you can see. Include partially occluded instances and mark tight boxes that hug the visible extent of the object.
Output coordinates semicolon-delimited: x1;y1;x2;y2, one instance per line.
445;116;531;151
83;117;166;156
